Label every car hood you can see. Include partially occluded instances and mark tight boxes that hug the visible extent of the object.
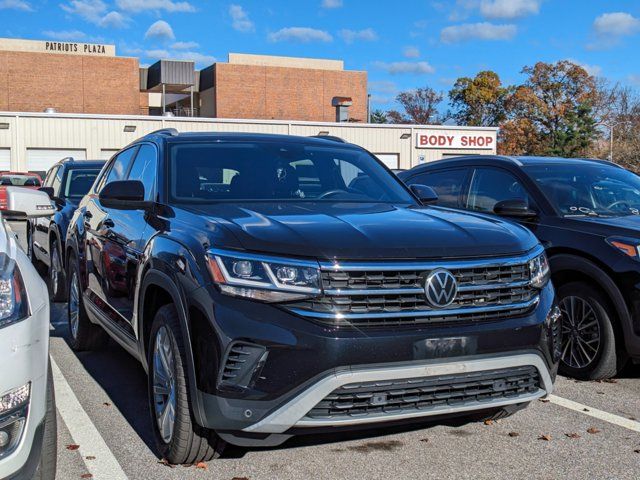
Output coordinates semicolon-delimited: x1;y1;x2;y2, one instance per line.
183;202;538;260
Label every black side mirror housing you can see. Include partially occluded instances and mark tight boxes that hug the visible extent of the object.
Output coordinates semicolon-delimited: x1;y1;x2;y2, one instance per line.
99;180;150;210
409;184;439;205
493;199;537;218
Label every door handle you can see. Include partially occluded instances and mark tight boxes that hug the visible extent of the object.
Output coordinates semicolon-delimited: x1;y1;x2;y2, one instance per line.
102;219;115;228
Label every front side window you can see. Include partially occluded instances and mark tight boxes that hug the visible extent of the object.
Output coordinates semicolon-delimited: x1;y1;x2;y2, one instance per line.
127;144;157;201
63;169;101;200
408;169;468;208
104;147;137;187
467;168;529;213
43;167;59;188
525;163;640;217
51;167;64;196
168;142;414;204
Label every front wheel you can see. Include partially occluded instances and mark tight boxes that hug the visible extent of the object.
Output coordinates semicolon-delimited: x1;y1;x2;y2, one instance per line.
558;282;626;380
49;239;66;302
148;304;225;465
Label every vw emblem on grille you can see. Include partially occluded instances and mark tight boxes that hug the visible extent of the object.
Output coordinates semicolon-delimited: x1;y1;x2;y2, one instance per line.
424;269;458;308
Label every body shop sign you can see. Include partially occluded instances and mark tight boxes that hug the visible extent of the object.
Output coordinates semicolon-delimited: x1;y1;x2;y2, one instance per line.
416;130;495;150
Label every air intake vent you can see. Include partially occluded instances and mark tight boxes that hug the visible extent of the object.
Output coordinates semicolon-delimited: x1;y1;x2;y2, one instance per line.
218;342;268;390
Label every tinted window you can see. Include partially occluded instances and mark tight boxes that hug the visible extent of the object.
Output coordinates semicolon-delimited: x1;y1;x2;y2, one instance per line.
127;144;157;201
0;174;42;187
104;147;137;187
43;167;58;188
51;168;64;196
467;168;528;213
525;163;640;217
409;169;467;207
168;142;414;204
63;169;101;199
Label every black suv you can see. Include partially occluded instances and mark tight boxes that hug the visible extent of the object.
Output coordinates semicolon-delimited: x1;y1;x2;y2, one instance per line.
29;158;104;301
66;131;559;464
400;156;640;380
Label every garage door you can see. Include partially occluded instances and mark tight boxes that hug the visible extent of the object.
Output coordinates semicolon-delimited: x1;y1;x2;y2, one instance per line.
27;149;87;173
100;149;119;160
374;153;399;169
0;149;9;171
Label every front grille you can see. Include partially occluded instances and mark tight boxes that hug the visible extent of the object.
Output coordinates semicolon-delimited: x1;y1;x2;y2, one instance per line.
305;366;540;420
285;252;541;327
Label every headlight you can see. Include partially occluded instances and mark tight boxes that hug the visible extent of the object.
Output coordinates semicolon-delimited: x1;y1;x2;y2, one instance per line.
207;249;321;302
529;252;550;289
0;262;28;329
606;237;640;260
0;383;30;415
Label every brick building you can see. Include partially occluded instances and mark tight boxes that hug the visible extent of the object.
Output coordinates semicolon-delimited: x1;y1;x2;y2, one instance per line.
0;38;367;122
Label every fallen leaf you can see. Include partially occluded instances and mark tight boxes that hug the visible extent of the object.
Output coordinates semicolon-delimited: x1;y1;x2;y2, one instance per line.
81;475;93;479
196;462;208;470
583;408;590;412
103;402;112;407
629;417;637;421
596;391;605;395
85;456;96;460
587;427;601;434
634;449;640;454
157;459;175;468
420;438;429;443
538;398;550;403
66;444;80;451
508;432;519;437
565;433;580;439
483;419;494;426
603;378;618;384
538;434;552;441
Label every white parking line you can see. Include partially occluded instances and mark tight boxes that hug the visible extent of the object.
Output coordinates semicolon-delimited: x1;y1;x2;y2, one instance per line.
548;394;640;433
50;357;129;480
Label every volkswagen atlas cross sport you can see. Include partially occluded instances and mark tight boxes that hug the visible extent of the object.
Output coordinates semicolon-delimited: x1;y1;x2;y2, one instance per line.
65;130;560;465
0;187;57;480
400;155;640;380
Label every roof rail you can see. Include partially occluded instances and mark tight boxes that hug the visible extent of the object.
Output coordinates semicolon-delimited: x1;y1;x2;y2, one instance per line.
310;135;346;143
147;128;179;137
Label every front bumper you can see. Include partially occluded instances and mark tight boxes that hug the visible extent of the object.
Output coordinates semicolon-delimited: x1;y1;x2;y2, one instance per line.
192;279;558;441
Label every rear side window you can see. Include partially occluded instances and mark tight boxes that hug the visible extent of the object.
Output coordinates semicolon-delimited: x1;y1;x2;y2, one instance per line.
104;147;137;187
408;169;468;208
127;144;157;201
64;169;101;199
467;168;529;213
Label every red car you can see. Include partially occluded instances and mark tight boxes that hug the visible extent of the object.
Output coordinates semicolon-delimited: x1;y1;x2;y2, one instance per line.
0;171;43;210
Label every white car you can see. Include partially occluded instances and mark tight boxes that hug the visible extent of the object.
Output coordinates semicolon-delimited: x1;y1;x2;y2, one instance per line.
0;187;56;480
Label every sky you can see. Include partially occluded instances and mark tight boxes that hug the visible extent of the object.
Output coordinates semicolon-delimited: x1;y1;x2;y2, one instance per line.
1;0;640;111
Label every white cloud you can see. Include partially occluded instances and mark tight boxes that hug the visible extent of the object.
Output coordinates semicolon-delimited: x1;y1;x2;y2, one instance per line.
372;61;435;75
628;74;640;86
593;12;640;37
177;51;215;64
440;22;517;43
370;95;394;105
145;49;170;59
0;0;33;11
339;28;377;43
268;27;332;43
171;41;199;49
479;0;540;19
566;58;601;77
321;0;342;8
369;80;397;94
43;29;86;40
229;4;254;32
403;46;420;58
145;20;175;41
116;0;195;12
99;11;128;28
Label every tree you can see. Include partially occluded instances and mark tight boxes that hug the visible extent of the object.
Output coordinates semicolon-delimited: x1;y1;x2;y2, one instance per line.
500;60;600;157
369;109;388;124
449;71;510;126
386;87;443;124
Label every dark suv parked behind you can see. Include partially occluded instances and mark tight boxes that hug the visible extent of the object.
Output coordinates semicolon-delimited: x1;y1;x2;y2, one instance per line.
400;156;640;380
66;131;559;464
30;158;104;301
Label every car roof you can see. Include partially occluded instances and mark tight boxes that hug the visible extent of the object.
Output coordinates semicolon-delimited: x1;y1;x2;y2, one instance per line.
54;159;106;168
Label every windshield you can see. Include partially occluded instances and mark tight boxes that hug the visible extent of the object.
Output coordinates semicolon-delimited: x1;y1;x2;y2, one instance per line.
0;174;41;187
168;142;414;204
525;163;640;217
63;169;101;199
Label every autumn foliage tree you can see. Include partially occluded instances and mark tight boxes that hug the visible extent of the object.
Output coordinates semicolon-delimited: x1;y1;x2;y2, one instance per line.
449;71;510;127
387;87;443;124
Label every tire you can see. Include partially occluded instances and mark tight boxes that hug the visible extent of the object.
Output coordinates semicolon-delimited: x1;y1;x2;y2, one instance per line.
48;238;66;302
33;361;57;480
67;252;109;351
557;281;625;380
148;304;225;465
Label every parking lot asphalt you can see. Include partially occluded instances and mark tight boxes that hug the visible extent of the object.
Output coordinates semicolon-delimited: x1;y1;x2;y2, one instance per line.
47;301;640;480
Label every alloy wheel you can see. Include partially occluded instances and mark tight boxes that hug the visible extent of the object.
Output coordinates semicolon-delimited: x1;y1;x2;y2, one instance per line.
152;326;177;444
50;244;61;296
559;296;601;369
69;271;80;339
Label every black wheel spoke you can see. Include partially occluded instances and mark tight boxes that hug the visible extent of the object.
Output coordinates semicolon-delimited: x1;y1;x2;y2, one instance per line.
559;296;601;370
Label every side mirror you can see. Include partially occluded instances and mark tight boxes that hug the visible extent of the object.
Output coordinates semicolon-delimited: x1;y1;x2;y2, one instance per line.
99;180;149;210
4;187;55;219
409;184;439;205
493;199;537;218
39;186;55;199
